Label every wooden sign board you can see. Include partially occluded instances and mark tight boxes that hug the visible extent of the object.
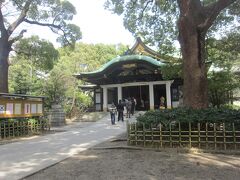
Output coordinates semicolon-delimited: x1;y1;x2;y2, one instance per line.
0;93;44;119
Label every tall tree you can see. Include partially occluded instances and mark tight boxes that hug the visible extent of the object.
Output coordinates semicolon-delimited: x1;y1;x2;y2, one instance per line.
207;31;240;107
14;36;59;72
105;0;239;108
57;43;127;115
9;36;59;94
0;0;81;93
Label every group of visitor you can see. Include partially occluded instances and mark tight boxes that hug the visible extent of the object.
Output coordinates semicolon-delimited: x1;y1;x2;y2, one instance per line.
108;97;137;125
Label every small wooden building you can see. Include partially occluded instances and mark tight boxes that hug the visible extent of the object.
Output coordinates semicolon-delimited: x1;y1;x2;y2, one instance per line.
0;93;44;119
76;38;183;111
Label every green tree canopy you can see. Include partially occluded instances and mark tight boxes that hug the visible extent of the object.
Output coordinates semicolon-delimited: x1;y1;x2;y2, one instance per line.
0;0;81;92
105;0;239;109
9;36;58;94
13;36;59;72
105;0;239;56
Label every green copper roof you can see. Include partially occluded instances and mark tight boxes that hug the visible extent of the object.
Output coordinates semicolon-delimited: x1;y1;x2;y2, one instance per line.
81;55;165;75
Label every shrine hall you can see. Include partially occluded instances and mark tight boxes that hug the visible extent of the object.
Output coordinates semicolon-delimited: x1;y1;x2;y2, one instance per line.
76;38;182;111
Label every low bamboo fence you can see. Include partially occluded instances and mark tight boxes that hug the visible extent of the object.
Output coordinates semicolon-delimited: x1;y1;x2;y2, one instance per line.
0;120;50;140
127;122;240;150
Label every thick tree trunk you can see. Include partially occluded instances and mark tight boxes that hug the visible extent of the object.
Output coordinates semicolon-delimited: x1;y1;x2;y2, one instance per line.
176;0;237;109
179;29;208;108
178;9;208;109
0;39;11;93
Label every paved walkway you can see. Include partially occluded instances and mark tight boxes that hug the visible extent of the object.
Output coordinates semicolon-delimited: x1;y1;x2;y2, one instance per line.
0;113;140;180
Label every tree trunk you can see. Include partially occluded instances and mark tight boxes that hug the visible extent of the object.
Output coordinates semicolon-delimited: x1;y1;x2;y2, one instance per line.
176;0;237;109
0;39;11;93
178;11;208;109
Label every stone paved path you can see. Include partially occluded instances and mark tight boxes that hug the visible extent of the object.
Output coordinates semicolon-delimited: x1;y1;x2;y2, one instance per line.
0;113;140;180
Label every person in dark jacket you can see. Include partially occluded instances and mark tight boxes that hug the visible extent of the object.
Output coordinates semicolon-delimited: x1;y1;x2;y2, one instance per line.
131;97;136;115
117;100;124;121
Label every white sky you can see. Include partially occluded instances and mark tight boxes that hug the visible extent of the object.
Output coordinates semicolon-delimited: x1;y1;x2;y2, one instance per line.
22;0;135;46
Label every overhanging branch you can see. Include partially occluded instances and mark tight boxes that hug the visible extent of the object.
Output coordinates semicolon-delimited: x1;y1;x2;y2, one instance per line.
139;0;153;20
24;19;61;29
25;19;75;47
9;29;27;45
7;0;33;36
201;0;238;30
24;18;71;45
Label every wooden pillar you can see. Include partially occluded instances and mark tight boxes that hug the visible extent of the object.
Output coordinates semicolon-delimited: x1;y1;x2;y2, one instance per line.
117;85;122;102
103;87;108;112
149;83;154;110
166;82;172;109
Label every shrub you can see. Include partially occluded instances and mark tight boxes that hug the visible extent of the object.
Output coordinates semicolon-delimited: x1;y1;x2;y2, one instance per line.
137;107;240;126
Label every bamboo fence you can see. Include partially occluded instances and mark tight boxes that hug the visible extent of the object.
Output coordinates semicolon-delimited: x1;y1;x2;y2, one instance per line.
127;122;240;150
0;120;50;140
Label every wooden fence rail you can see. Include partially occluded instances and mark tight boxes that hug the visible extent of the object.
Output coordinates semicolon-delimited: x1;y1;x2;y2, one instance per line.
127;122;240;150
0;120;50;140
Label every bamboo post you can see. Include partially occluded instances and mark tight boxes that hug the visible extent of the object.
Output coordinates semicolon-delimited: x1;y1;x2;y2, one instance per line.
21;121;24;136
37;120;39;133
151;123;154;147
189;122;192;148
19;121;21;136
135;123;137;146
8;122;10;138
179;122;181;147
20;122;24;136
7;122;9;138
0;122;1;140
214;123;217;150
17;121;20;137
159;123;162;148
34;121;36;133
170;123;172;148
3;122;6;139
143;123;146;147
12;122;15;137
15;122;18;136
22;121;24;136
198;123;201;149
223;123;226;150
127;122;130;145
28;121;30;134
233;123;236;150
206;123;208;149
31;121;33;133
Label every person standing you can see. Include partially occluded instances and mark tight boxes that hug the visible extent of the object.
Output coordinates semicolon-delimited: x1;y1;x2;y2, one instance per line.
131;97;136;115
109;102;117;125
117;100;124;122
140;99;145;110
133;97;137;111
126;98;132;118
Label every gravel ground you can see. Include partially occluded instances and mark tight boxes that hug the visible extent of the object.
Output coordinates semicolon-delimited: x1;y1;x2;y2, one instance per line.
23;133;240;180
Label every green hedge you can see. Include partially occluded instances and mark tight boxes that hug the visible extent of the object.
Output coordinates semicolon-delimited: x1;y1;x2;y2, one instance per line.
137;108;240;126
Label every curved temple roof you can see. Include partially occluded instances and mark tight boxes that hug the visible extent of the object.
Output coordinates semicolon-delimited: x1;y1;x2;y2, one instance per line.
76;55;166;85
80;54;166;76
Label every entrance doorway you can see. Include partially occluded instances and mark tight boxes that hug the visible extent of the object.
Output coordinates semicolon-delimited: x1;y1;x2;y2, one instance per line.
107;87;118;105
154;84;166;109
122;85;149;110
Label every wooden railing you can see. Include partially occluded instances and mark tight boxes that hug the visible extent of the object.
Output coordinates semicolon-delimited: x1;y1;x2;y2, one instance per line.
0;120;50;140
127;122;240;150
